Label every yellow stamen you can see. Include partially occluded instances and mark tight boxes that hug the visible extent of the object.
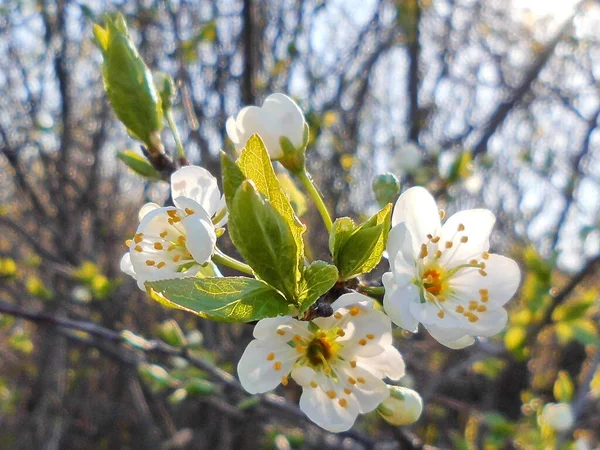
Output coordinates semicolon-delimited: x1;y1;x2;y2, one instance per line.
336;330;345;337
456;305;465;313
445;241;453;249
154;242;163;250
439;209;446;219
125;239;132;247
339;399;347;408
482;252;490;260
357;377;366;384
479;269;487;277
349;307;360;316
327;391;336;399
281;376;288;386
267;352;275;361
134;233;143;244
350;361;357;368
458;223;465;231
134;245;143;252
348;377;356;385
344;388;352;395
366;334;375;340
157;262;166;269
273;361;282;371
145;260;155;266
277;329;285;336
431;236;440;243
334;312;342;319
419;244;428;259
185;208;195;215
173;255;181;262
437;310;445;319
358;339;367;346
310;381;318;388
460;236;468;243
477;305;487;312
160;231;168;238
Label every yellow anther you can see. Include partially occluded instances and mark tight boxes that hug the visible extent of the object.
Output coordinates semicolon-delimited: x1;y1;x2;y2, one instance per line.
160;231;168;238
339;399;348;408
477;305;487;312
445;241;453;249
167;210;178;218
295;345;305;354
146;260;155;266
458;223;465;231
336;329;345;337
276;329;286;336
481;296;489;303
479;289;488;296
419;244;428;259
281;376;289;386
177;236;186;245
460;236;468;243
358;339;367;346
348;377;356;385
334;312;342;319
273;361;282;371
310;381;318;388
350;360;357;368
134;233;143;243
349;306;360;316
479;269;487;277
479;262;486;269
157;262;166;269
439;209;446;219
293;334;302;341
437;310;445;319
134;245;143;252
357;377;366;384
167;245;176;251
366;334;375;340
184;207;195;215
173;255;181;262
469;301;478;311
468;314;479;323
344;388;352;395
327;391;336;399
456;305;465;313
154;242;163;250
469;259;479;265
482;252;490;260
267;352;275;361
435;250;442;258
125;239;132;247
431;236;440;243
427;234;433;240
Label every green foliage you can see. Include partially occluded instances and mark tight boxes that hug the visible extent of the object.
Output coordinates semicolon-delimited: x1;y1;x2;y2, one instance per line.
297;261;339;314
117;150;162;180
229;181;300;300
94;13;163;146
330;204;392;280
445;150;473;184
146;276;291;323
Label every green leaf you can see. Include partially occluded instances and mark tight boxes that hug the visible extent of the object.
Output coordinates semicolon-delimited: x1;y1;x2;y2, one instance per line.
333;204;392;280
329;217;356;257
117;150;161;179
297;261;339;314
146;276;290;323
237;135;305;268
228;181;299;300
98;14;163;146
220;151;247;208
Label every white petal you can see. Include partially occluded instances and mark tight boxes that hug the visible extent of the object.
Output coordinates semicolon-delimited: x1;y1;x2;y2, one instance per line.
468;308;508;337
440;209;495;263
425;324;475;349
338;309;392;358
181;214;216;264
336;365;390;413
391;187;441;252
237;340;297;394
357;346;406;380
382;276;420;333
226;115;240;145
298;383;359;433
171;166;222;218
262;93;305;148
139;203;160;221
330;292;373;311
237;106;283;159
451;254;521;308
120;252;136;278
387;223;415;272
291;366;318;387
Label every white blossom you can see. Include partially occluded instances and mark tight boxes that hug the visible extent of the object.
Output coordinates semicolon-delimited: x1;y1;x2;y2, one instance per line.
538;402;575;432
121;166;226;290
237;293;405;432
382;187;521;349
226;93;306;160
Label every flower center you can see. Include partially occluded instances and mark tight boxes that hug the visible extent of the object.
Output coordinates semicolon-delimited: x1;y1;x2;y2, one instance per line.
297;328;342;373
422;268;443;296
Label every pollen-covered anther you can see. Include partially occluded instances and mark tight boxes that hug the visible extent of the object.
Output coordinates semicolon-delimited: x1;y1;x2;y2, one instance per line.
467;314;479;323
479;269;487;277
339;399;348;408
445;241;453;249
281;376;288;386
327;391;336;399
458;223;465;231
295;345;305;354
293;334;302;341
366;333;375;340
334;312;342;319
167;245;176;251
456;305;465;313
358;338;367;346
439;209;446;220
477;305;487;312
145;260;155;266
154;242;163;250
479;262;486;269
184;207;195;215
482;252;490;260
344;388;352;395
134;233;143;244
469;259;479;265
349;306;360;316
276;329;286;336
348;377;356;385
267;352;275;361
160;231;168;238
434;250;442;258
431;236;440;243
134;245;143;252
172;255;181;262
336;330;345;337
310;381;318;388
437;310;445;319
460;236;468;243
157;262;166;269
357;377;366;384
273;361;282;371
468;301;478;311
350;360;357;368
125;239;132;247
419;244;428;259
177;236;186;245
427;234;433;240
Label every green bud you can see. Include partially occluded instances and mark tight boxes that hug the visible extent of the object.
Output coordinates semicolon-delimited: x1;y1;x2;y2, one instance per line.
377;386;423;426
94;13;163;147
157;320;187;348
121;330;152;350
185;378;216;396
278;133;307;174
372;173;401;208
155;72;176;112
168;388;188;405
117;150;162;180
138;363;174;392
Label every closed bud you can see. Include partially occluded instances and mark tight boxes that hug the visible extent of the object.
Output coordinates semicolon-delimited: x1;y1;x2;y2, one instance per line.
377;386;423;426
157;319;187;348
372;173;401;208
155;72;176;112
94;13;163;148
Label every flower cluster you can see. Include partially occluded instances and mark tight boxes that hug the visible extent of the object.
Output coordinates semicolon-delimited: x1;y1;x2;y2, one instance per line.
118;92;521;433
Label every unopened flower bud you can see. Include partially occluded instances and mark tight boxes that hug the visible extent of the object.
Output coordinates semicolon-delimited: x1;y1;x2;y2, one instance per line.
377;386;423;426
372;173;401;207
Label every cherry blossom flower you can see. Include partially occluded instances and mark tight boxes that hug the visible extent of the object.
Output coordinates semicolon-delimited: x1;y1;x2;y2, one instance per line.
121;166;226;290
538;402;575;432
237;293;405;432
383;187;521;349
226;93;306;160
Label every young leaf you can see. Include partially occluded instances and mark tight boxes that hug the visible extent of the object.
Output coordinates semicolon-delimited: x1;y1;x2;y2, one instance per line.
297;261;339;314
237;134;305;267
220;151;246;208
332;204;392;280
117;150;161;179
146;276;290;323
228;180;299;301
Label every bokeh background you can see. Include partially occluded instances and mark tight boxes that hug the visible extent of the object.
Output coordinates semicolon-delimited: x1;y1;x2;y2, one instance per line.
0;0;599;448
